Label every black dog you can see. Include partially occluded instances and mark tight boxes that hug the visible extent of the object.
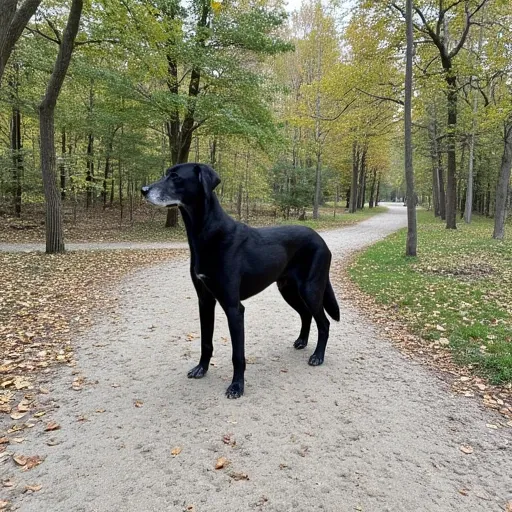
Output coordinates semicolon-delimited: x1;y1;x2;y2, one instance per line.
142;163;340;398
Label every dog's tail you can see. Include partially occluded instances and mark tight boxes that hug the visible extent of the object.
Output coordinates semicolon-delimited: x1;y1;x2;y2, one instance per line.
323;279;340;321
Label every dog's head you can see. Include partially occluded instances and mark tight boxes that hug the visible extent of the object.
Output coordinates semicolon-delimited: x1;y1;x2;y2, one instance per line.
141;163;221;208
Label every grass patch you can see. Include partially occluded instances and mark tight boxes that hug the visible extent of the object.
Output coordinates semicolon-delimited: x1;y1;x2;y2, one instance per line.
349;210;512;384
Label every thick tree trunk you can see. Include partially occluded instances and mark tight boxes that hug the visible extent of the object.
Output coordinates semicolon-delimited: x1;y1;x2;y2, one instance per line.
404;0;417;256
445;78;458;229
40;107;64;253
38;0;83;254
493;121;512;240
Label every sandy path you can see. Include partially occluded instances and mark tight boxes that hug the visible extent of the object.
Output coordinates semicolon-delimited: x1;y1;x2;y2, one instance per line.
2;205;511;512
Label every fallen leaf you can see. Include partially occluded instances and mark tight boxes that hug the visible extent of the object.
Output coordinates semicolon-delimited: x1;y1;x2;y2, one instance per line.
13;454;27;466
436;325;445;332
229;472;249;481
0;438;8;444
24;484;42;492
3;480;14;488
185;506;196;512
34;412;46;418
44;421;60;432
39;387;49;394
0;501;9;509
222;434;236;446
12;438;24;443
215;456;229;469
96;409;106;413
486;424;498;430
476;383;486;391
10;411;28;420
134;400;143;408
13;377;31;390
460;445;474;454
23;455;43;470
505;501;512;512
171;447;182;457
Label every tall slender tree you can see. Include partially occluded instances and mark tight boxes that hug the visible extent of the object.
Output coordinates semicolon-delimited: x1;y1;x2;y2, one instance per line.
404;0;416;255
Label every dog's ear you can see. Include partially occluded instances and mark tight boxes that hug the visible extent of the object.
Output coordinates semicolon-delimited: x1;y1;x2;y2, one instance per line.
196;164;221;198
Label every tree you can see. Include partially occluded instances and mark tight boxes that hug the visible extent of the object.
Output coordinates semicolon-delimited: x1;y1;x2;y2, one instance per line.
39;0;83;253
0;0;42;85
404;0;416;255
492;118;512;239
390;0;490;229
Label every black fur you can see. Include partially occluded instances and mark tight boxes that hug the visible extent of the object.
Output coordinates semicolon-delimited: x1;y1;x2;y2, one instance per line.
142;163;340;398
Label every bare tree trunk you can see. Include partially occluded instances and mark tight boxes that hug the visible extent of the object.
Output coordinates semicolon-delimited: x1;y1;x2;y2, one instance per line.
493;121;512;240
445;78;458;229
368;167;377;208
404;0;417;256
464;98;478;223
375;172;381;206
349;141;359;213
39;0;83;254
59;129;66;200
10;102;22;218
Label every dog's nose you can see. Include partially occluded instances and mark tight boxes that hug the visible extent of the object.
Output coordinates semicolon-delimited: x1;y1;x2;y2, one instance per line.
141;186;149;196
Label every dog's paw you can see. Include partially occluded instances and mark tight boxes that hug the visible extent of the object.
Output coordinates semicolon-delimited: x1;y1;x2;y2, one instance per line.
308;354;324;366
293;338;308;350
187;364;207;378
225;382;244;399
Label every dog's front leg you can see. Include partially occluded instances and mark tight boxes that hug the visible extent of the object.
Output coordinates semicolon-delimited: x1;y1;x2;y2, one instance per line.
188;291;216;379
224;303;245;399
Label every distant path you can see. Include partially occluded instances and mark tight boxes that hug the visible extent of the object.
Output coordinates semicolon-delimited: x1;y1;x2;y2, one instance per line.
0;203;393;253
2;204;511;512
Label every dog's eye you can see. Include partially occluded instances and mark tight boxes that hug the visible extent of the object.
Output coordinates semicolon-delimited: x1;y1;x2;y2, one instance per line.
169;172;182;183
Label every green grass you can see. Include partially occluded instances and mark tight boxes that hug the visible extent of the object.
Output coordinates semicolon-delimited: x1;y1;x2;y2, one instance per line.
349;211;512;384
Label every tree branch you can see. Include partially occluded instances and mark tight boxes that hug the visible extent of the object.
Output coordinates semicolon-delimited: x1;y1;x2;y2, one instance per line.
355;88;404;106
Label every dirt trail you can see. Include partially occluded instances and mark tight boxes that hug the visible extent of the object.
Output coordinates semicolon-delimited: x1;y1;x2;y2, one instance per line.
2;205;511;512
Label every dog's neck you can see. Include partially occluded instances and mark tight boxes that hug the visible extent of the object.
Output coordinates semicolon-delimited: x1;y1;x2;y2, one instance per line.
179;193;233;251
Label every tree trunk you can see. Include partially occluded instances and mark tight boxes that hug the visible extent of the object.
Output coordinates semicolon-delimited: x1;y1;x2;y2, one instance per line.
375;173;381;206
38;0;83;254
492;121;512;240
445;76;458;229
103;139;113;209
368;167;377;208
10;104;22;218
464;107;478;224
349;141;359;213
439;159;446;220
59;129;66;200
313;149;321;219
404;0;417;256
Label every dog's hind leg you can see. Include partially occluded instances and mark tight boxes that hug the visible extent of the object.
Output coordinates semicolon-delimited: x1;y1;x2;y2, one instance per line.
277;279;312;350
297;249;331;366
